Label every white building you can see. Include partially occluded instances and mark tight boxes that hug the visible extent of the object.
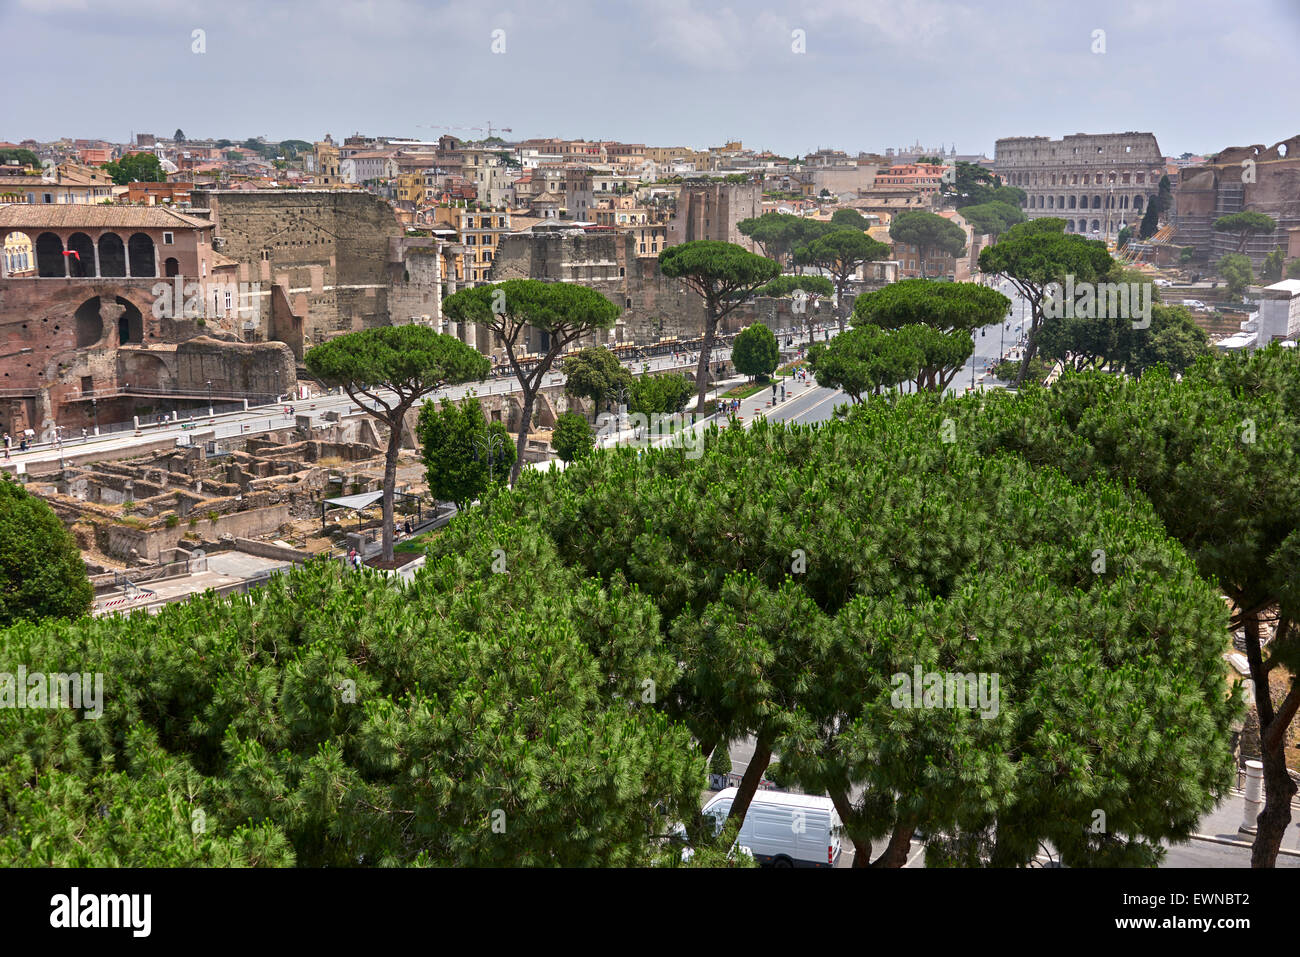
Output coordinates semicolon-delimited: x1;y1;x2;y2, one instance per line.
1258;279;1300;343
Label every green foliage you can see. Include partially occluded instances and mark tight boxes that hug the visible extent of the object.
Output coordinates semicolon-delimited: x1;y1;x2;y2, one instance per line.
307;326;490;558
958;201;1025;239
709;744;732;776
562;346;633;415
941;162;1025;209
808;325;921;400
852;279;1005;391
1217;253;1253;296
1138;202;1159;240
1038;301;1208;378
854;279;1009;335
1213;211;1277;252
993;356;1051;384
305;325;489;401
1288;259;1300;280
433;390;1238;866
0;148;38;169
758;274;834;300
165;514;180;529
0;478;92;627
731;324;780;380
1116;226;1133;249
1261;248;1285;283
737;214;832;268
794;229;891;328
830;208;870;230
660;241;779;409
443;280;621;481
629;373;694;416
0;538;701;866
417;395;514;506
978;221;1115;387
101;152;165;185
551;412;595;463
1156;175;1173;214
1180;247;1197;264
888;211;968;276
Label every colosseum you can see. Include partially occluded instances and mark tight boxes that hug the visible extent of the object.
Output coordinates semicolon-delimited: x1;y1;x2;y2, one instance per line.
993;132;1165;238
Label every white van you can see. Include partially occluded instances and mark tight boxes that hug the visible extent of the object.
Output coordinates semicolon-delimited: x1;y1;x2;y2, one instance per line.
1182;299;1207;310
702;787;843;868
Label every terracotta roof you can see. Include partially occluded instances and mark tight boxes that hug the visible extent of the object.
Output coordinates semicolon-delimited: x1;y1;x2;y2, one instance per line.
0;204;210;230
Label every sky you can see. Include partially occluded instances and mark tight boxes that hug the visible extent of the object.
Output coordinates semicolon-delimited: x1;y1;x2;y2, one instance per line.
3;0;1298;159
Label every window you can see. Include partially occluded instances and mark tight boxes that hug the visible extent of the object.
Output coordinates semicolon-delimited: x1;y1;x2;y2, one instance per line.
163;232;174;245
43;193;52;204
224;290;233;312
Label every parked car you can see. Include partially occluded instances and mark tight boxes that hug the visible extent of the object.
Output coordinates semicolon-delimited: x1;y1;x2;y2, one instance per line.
1153;278;1174;287
701;787;843;868
1182;299;1208;310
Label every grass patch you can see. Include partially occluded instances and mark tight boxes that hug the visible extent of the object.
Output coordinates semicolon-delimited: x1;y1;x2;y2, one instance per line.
722;382;768;400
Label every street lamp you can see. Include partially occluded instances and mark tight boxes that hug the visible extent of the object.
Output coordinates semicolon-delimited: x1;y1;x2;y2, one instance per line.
91;396;99;436
206;380;213;419
473;429;506;486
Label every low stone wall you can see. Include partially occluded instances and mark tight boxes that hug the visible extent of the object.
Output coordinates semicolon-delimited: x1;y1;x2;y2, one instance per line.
102;503;292;562
234;537;311;564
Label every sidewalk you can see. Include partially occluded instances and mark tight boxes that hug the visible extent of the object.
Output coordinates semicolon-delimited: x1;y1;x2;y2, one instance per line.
1191;786;1300;855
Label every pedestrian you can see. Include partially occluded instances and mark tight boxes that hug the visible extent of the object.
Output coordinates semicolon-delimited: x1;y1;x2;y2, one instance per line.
20;437;28;453
2;432;9;459
81;427;88;440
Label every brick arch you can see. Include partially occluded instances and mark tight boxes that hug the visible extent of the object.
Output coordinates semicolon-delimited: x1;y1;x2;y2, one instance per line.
67;232;94;277
74;296;106;347
127;232;155;277
36;231;65;277
98;232;126;277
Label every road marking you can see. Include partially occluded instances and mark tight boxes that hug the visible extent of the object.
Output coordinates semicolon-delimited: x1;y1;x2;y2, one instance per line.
770;387;844;426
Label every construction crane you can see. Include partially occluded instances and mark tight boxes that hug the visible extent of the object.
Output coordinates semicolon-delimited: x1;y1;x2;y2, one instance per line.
417;122;512;141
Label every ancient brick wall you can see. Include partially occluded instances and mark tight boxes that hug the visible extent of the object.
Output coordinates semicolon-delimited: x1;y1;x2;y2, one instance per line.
194;189;406;346
1172;136;1300;268
489;232;706;345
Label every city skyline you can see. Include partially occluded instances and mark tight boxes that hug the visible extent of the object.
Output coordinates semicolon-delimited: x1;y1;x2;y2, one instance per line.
3;0;1297;157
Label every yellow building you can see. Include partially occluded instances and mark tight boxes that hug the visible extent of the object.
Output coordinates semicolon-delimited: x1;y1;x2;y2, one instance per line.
312;137;341;186
434;205;510;284
3;229;35;276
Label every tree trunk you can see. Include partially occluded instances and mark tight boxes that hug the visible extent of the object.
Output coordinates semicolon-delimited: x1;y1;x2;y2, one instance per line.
380;407;407;562
1245;611;1299;867
828;786;872;867
510;386;536;485
836;280;849;334
1013;299;1042;389
694;308;718;413
869;816;917;868
726;729;774;829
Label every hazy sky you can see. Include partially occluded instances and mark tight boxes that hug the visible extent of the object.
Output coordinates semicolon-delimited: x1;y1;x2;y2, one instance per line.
4;0;1297;158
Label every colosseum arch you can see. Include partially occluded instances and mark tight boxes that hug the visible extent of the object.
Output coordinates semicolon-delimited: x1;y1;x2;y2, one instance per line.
36;232;65;277
98;233;126;276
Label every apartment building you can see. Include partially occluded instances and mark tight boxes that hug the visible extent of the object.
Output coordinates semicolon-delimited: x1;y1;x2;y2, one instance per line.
433;205;511;283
